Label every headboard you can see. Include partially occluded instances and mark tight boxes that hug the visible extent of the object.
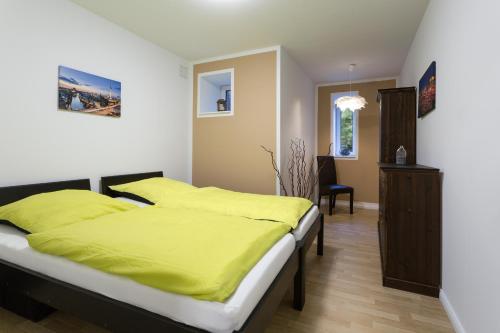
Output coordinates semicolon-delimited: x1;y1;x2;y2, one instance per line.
100;171;163;204
0;179;91;206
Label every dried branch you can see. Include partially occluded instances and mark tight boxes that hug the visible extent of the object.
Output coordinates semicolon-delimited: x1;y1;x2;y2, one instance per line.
293;140;301;197
300;140;307;197
262;138;325;200
261;145;288;196
305;157;315;199
307;156;326;200
288;142;296;197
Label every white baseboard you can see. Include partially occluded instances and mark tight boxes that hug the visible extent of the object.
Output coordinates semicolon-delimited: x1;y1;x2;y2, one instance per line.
320;198;379;210
440;289;466;333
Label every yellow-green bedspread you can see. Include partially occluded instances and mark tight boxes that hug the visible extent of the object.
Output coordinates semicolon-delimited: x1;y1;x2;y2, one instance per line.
156;187;313;229
27;206;290;302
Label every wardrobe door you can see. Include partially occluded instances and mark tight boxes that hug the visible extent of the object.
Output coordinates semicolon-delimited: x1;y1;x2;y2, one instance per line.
384;171;414;280
412;171;442;287
378;169;388;272
378;88;416;164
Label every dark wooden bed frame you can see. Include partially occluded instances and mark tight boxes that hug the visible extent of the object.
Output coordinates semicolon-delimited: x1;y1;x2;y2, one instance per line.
101;172;324;311
100;171;163;204
0;177;322;332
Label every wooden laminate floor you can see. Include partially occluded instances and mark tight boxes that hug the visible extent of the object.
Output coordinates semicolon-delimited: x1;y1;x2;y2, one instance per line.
267;207;454;333
0;208;454;333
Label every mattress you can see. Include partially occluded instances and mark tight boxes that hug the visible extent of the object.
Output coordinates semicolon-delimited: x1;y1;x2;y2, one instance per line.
293;205;319;240
0;224;295;333
115;197;320;240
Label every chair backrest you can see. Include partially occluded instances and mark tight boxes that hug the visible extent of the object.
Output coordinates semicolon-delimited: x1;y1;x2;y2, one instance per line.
317;155;338;187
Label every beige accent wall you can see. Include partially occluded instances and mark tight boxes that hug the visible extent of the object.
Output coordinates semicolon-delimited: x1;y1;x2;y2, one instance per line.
317;79;396;203
193;51;277;194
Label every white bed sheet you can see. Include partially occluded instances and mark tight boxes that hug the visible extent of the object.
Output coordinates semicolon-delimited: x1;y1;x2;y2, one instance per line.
293;205;319;240
115;196;149;208
115;197;320;241
0;225;295;333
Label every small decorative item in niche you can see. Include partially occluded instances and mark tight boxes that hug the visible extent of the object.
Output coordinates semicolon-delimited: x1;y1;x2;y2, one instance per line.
225;89;232;111
217;99;226;111
418;61;436;118
58;66;121;117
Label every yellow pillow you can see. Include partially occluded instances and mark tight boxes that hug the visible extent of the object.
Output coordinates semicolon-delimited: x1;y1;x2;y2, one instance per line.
109;177;196;203
0;190;137;233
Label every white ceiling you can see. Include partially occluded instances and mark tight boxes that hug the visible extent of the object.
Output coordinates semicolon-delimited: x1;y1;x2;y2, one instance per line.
69;0;429;83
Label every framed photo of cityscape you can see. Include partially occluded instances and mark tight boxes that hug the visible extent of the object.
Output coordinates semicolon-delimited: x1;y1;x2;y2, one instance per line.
58;66;121;117
418;61;436;118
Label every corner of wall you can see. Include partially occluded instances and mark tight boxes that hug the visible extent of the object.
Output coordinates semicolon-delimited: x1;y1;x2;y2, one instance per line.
278;48;316;197
276;45;283;195
440;290;467;333
187;62;194;184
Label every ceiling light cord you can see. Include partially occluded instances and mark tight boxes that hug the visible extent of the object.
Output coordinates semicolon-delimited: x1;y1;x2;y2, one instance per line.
349;64;355;96
334;63;368;112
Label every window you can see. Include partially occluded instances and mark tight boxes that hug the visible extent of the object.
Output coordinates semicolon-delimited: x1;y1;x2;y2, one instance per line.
197;68;234;117
331;92;359;159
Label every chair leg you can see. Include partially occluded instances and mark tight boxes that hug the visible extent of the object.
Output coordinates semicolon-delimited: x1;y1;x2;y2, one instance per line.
349;190;354;214
332;194;336;214
328;193;333;216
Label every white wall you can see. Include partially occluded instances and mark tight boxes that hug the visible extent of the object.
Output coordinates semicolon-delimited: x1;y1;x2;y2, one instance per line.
399;1;500;332
199;78;221;113
280;48;316;197
0;0;191;191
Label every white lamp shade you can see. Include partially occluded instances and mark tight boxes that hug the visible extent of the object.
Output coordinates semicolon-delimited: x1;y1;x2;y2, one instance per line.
335;95;368;112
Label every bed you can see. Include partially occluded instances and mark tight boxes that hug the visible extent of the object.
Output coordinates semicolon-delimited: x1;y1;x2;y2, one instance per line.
100;171;324;310
0;179;300;333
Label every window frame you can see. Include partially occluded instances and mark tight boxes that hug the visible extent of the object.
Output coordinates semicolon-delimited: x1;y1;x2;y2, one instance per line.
197;68;234;118
330;91;360;160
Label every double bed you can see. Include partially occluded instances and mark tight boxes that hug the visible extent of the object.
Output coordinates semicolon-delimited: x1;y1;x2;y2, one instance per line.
100;172;324;310
0;175;323;333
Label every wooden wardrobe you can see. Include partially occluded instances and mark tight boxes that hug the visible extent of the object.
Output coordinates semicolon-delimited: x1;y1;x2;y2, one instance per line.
377;87;441;297
378;87;416;164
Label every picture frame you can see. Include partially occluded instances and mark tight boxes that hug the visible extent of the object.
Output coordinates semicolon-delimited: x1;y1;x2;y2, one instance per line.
58;66;121;118
418;61;436;118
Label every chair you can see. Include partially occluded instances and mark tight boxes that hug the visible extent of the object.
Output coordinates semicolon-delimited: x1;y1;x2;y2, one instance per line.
317;156;354;215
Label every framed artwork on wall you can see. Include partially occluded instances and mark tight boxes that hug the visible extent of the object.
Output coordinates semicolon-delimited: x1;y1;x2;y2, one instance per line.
418;61;436;118
58;66;121;118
